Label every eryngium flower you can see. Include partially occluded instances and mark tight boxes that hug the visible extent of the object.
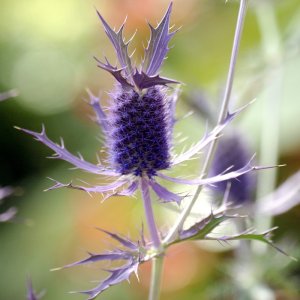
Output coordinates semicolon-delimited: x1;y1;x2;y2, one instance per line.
109;87;172;177
210;132;256;204
18;3;263;204
16;3;277;299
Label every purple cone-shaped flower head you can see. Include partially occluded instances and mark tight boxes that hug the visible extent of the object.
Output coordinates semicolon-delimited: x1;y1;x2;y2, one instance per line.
96;3;178;178
210;132;256;204
109;87;172;177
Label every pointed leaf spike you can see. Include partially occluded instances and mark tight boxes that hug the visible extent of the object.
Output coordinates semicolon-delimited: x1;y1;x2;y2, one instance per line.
94;57;133;89
97;228;138;250
72;262;139;298
53;252;131;270
132;71;179;90
149;180;183;204
15;126;118;176
143;2;176;76
45;179;127;194
175;211;235;244
96;10;133;78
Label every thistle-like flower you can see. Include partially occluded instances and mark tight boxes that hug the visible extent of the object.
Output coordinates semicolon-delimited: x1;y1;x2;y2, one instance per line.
17;3;260;205
16;2;275;298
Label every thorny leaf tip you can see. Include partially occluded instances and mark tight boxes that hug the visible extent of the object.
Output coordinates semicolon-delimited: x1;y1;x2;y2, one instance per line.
143;2;177;76
96;9;133;77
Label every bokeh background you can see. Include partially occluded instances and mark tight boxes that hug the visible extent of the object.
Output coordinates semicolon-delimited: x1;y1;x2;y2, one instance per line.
1;0;300;299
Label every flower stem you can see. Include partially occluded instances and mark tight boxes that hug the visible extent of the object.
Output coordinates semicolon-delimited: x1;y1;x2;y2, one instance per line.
140;178;164;300
253;0;282;252
141;178;161;249
164;0;249;244
149;255;164;300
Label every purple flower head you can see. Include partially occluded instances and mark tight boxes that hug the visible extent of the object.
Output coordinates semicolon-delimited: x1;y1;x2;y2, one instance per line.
210;132;256;204
110;87;172;177
95;2;178;178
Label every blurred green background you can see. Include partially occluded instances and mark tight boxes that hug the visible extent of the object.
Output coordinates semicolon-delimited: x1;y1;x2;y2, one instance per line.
1;0;300;299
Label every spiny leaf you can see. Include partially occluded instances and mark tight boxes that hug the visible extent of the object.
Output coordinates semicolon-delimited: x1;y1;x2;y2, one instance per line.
97;11;133;78
132;71;178;90
206;227;297;260
143;2;177;76
76;262;139;299
15;126;117;176
52;252;132;271
94;57;133;89
97;228;138;250
171;211;239;244
149;179;183;204
86;89;109;133
45;178;127;194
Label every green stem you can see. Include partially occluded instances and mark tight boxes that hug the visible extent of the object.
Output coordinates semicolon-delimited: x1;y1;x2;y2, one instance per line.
164;0;249;244
140;178;164;300
253;0;283;250
141;178;161;249
232;2;283;298
148;255;164;300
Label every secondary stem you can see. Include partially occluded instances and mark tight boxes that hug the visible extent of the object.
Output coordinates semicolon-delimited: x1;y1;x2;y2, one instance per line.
253;0;282;251
141;178;161;249
140;178;164;300
149;256;164;300
164;0;249;244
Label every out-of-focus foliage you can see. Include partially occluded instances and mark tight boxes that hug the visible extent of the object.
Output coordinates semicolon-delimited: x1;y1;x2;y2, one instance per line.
0;0;300;299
